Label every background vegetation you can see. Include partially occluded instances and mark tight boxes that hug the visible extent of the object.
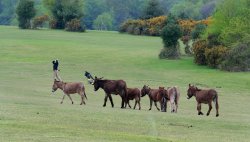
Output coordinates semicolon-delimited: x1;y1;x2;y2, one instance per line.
0;26;250;142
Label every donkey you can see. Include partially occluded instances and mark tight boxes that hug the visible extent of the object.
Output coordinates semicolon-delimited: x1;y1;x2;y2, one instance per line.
92;76;127;108
187;84;219;117
125;88;141;110
52;80;87;105
141;85;165;111
158;86;180;113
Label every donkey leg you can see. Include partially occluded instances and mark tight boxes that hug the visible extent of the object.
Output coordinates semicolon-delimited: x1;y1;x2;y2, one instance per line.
207;102;212;116
138;101;141;110
108;95;114;108
215;101;219;117
133;100;137;109
67;94;74;104
80;94;86;105
128;101;132;108
154;101;160;111
103;94;108;107
197;103;203;115
61;94;66;104
149;100;152;110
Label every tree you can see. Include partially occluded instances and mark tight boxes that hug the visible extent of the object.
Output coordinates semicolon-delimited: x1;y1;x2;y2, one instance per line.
159;14;182;59
142;0;164;19
43;0;84;29
93;12;113;30
16;0;36;29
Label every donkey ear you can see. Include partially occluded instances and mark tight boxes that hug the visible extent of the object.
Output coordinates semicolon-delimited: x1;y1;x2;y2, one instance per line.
189;84;191;87
100;77;104;79
95;76;97;79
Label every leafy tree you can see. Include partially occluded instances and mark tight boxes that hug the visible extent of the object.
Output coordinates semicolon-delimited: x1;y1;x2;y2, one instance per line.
83;0;106;29
16;0;36;29
159;14;182;59
142;0;164;19
43;0;84;29
93;12;114;30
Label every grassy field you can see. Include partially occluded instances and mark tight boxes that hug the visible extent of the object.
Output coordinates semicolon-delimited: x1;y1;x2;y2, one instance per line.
0;26;250;142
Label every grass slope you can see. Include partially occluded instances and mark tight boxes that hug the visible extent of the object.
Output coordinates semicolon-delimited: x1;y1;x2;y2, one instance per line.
0;26;250;142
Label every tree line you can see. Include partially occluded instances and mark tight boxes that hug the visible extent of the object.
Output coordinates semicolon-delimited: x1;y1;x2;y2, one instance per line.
1;0;222;30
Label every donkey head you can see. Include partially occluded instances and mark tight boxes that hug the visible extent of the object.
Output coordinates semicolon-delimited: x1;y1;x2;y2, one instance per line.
187;84;198;99
93;76;103;91
141;85;150;97
52;79;60;93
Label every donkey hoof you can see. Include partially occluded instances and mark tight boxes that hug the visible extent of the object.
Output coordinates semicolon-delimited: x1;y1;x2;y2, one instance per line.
198;112;204;115
216;114;219;117
60;102;63;104
206;113;210;116
72;102;74;104
103;105;106;107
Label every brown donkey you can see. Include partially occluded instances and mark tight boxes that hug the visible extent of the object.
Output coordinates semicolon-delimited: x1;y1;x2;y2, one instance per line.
141;85;165;111
125;88;141;110
187;84;219;117
92;76;127;108
159;86;180;113
52;80;87;105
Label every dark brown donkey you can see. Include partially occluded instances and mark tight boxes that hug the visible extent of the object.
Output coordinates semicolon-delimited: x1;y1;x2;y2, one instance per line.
125;88;141;110
141;85;166;111
187;84;219;117
93;76;127;108
52;80;87;105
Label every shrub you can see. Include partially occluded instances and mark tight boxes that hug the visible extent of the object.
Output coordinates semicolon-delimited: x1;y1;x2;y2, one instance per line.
159;44;180;59
49;19;57;29
65;18;85;32
32;15;49;29
205;45;228;68
220;36;250;71
193;40;207;65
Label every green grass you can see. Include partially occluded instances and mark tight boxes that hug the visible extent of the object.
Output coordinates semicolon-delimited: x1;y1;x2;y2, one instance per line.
0;26;250;142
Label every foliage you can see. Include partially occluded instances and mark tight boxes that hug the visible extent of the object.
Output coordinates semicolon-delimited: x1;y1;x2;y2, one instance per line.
161;23;181;47
142;0;164;19
220;36;250;71
205;45;228;68
192;39;207;65
93;12;113;31
43;0;84;29
160;14;182;59
65;18;85;32
204;0;250;46
119;16;165;36
32;14;49;29
191;23;207;41
16;0;36;29
159;45;180;59
0;0;18;25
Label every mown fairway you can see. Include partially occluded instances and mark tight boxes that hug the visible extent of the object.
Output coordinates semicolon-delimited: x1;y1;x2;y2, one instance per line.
0;26;250;142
